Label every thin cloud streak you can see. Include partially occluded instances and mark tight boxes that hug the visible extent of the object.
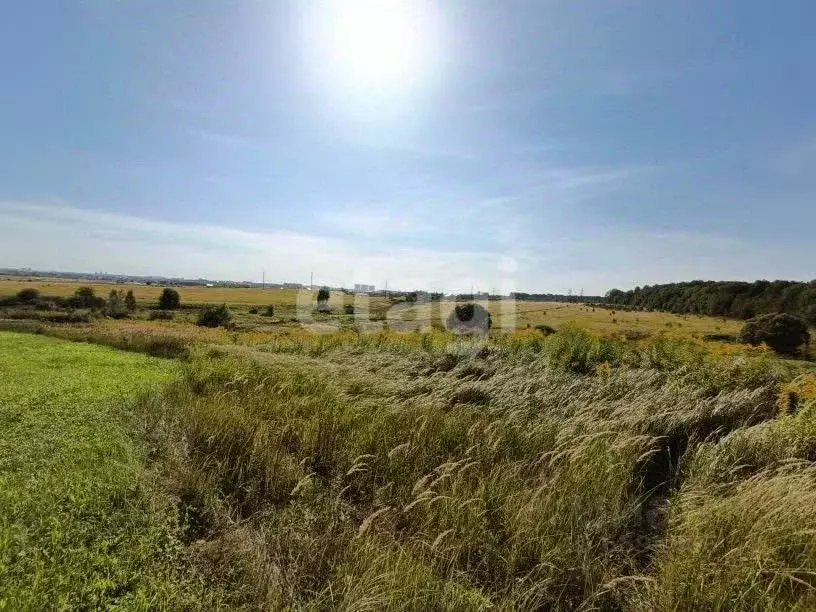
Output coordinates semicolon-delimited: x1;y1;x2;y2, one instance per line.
2;201;811;295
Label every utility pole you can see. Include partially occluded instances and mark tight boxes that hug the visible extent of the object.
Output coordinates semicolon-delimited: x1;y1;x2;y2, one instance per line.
262;269;265;290
310;272;313;292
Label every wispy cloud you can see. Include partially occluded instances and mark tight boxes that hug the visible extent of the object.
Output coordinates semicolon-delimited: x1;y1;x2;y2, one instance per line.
0;201;514;291
3;200;810;295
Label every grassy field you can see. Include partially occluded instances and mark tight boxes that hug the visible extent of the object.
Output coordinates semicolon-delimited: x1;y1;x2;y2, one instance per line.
0;276;742;338
1;282;815;609
0;332;216;609
0;276;349;306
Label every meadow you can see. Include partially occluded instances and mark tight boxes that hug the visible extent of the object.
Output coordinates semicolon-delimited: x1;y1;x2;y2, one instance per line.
0;276;742;338
1;279;815;609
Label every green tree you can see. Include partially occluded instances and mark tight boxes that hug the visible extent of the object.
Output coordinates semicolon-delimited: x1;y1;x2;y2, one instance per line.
317;286;330;304
738;313;810;356
158;288;181;310
106;290;128;319
446;302;492;335
124;290;137;311
73;286;104;309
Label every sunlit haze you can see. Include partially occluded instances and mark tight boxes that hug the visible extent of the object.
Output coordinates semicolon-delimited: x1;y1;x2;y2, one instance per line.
306;1;440;96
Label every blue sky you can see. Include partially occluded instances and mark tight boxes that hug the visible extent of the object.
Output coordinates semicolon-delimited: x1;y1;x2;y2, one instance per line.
1;1;815;294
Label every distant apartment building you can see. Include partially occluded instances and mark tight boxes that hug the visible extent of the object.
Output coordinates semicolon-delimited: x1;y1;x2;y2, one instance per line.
354;283;375;293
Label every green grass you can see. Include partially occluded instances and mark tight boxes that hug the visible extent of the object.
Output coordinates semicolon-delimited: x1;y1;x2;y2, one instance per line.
2;321;816;609
0;332;211;610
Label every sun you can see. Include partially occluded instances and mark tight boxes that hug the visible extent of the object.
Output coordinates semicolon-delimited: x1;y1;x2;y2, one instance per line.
304;0;440;99
328;1;423;86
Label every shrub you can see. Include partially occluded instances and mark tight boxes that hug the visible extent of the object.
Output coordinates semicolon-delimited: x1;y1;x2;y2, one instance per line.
738;313;810;356
445;303;492;335
124;290;137;310
535;324;557;336
344;305;355;315
317;286;330;305
16;288;40;303
76;286;95;299
159;288;181;310
198;304;233;328
263;305;275;317
72;286;105;309
248;308;259;315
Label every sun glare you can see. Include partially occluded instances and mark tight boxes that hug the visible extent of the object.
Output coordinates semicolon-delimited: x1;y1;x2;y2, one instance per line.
305;0;440;104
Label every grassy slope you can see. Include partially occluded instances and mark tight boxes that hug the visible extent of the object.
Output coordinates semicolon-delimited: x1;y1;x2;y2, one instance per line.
131;335;816;609
0;332;209;610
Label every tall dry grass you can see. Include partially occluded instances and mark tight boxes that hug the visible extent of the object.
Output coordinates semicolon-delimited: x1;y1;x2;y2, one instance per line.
115;323;816;610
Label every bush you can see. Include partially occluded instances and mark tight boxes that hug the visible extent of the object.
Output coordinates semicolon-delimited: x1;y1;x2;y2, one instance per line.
16;288;40;303
344;305;355;315
535;324;557;336
159;288;181;310
738;313;810;356
446;303;492;335
263;305;275;317
317;286;330;305
248;308;259;315
72;286;105;309
198;304;233;328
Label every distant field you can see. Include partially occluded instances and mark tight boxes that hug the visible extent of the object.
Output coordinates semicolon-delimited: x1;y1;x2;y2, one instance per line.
0;332;211;608
0;276;323;306
393;300;743;337
0;276;742;338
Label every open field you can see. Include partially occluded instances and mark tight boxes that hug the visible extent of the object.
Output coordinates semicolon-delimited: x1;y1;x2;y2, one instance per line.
0;276;358;307
1;307;816;608
0;279;813;609
0;276;743;339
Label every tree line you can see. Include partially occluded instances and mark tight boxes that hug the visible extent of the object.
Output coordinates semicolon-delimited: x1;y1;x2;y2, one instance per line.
604;280;816;324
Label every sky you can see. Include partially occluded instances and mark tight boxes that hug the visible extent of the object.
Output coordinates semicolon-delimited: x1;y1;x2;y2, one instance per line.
1;1;815;295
